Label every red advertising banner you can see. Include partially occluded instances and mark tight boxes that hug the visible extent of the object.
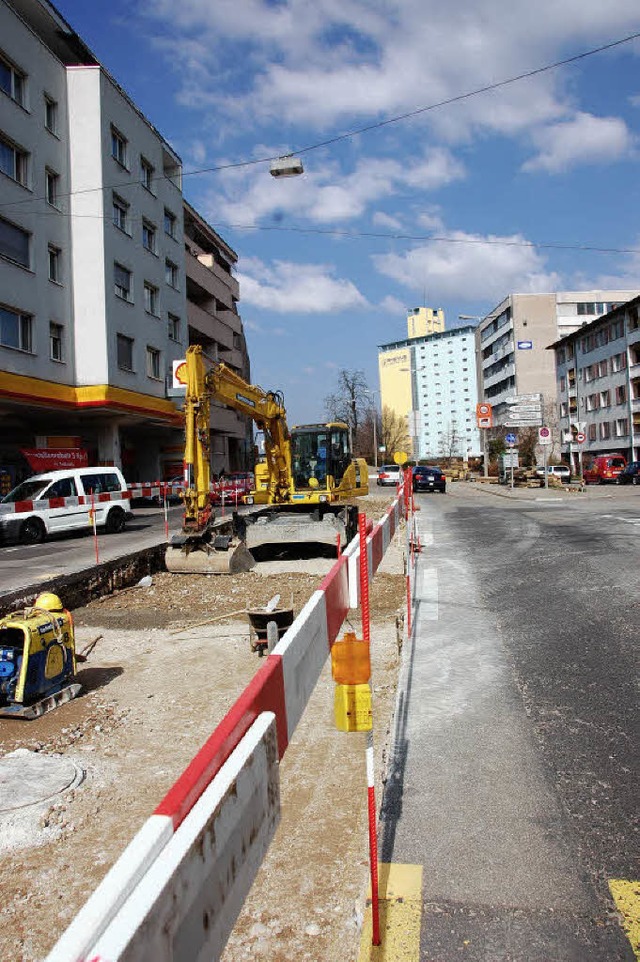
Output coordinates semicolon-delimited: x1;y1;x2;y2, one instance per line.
21;448;89;472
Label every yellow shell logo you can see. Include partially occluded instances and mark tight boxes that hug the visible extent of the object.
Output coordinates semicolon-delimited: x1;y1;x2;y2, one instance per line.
45;643;65;679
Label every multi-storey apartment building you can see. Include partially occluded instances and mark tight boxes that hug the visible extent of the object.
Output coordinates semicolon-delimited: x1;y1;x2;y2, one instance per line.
476;291;640;428
183;203;252;476
379;311;480;459
549;295;640;469
0;0;250;486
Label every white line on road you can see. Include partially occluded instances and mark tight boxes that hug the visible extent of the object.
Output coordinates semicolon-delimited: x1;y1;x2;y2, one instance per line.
420;566;439;621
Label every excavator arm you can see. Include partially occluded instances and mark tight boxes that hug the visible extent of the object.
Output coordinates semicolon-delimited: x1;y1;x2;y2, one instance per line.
203;360;293;504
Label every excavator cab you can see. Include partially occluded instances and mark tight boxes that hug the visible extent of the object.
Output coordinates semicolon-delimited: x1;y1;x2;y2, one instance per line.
290;424;358;496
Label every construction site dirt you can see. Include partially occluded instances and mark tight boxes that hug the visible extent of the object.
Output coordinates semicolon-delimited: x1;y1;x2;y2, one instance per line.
0;493;406;962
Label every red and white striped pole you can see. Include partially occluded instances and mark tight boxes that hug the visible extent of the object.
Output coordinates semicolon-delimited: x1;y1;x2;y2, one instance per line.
358;512;380;947
90;492;99;565
163;482;169;540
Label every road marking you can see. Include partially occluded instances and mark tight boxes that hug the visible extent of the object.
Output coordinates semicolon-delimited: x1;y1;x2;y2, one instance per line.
420;567;438;621
609;879;640;959
358;863;422;961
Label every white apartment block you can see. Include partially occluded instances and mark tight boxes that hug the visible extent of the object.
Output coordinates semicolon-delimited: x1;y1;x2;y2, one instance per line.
550;295;640;468
476;291;640;428
0;0;250;488
379;324;481;460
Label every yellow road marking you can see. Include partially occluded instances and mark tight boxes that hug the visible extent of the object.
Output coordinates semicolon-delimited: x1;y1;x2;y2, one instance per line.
609;879;640;959
358;863;422;961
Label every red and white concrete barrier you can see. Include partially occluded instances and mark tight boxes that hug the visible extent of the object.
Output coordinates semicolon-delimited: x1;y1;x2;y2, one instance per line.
46;493;403;962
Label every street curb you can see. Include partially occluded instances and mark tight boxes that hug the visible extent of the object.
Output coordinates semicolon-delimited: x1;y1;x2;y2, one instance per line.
0;543;166;618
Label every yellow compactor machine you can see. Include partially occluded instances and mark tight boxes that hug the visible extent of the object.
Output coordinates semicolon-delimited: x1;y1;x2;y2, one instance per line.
165;346;369;574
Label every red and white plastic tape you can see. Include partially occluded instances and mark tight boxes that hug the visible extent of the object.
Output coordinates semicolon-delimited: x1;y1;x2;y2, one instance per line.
46;491;404;962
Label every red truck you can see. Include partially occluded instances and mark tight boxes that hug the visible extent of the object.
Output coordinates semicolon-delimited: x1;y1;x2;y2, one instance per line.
582;455;626;484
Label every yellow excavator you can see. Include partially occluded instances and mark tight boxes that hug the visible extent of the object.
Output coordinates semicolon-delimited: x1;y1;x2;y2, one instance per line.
165;345;369;574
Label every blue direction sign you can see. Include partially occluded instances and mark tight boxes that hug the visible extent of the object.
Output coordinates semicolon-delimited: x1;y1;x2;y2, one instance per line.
505;433;517;445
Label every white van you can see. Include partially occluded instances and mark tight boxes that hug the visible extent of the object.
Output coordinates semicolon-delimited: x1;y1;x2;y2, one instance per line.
0;466;132;545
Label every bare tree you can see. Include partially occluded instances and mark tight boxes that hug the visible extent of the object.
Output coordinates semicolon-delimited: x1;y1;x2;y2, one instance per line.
438;422;463;459
380;405;409;459
324;369;370;446
356;408;382;463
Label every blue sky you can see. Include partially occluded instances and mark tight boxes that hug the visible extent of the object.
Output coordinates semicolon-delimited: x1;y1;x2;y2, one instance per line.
56;0;640;421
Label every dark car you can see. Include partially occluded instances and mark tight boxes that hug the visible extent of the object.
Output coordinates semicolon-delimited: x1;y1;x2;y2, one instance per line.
413;466;446;494
617;461;640;485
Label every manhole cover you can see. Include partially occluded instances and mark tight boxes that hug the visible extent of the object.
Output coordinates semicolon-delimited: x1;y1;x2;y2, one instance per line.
0;749;84;812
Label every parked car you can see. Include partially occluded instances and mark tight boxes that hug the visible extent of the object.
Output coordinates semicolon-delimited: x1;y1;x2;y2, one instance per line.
535;464;571;483
583;455;627;484
0;466;132;544
376;464;401;487
413;466;446;493
616;461;640;485
210;471;255;504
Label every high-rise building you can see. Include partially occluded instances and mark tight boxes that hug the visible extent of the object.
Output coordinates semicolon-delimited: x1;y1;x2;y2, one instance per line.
406;306;444;340
379;308;480;459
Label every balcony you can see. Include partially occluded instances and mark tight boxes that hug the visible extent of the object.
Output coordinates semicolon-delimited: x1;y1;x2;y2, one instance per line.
210;402;248;439
187;302;234;351
185;248;239;307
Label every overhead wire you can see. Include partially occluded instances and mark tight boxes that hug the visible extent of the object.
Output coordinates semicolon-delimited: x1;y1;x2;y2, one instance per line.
1;30;639;213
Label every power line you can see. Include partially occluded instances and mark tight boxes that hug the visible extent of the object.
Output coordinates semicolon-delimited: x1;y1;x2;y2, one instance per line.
210;222;640;256
1;30;638;213
9;206;640;256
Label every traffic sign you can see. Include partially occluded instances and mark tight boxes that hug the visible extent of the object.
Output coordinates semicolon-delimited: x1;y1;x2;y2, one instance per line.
476;402;493;429
538;426;551;445
505;393;542;404
505;433;517;445
575;432;586;444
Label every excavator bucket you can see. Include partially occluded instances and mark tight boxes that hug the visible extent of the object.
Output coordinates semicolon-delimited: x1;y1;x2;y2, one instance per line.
165;537;255;575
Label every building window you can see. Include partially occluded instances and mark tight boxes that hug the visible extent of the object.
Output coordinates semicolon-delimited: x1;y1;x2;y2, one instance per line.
0;133;28;186
48;245;61;282
142;219;156;253
111;126;128;167
612;352;627;373
114;263;132;301
599;421;611;440
586;394;597;412
600;390;610;408
49;321;63;361
164;208;176;238
117;334;134;371
168;312;180;342
140;157;154;192
0;304;32;351
144;282;159;315
615;384;627;405
44;95;58;134
615;417;629;437
45;168;59;207
165;259;179;288
112;194;129;233
0;215;29;268
0;53;26;107
588;424;597;441
577;302;595;316
146;346;161;380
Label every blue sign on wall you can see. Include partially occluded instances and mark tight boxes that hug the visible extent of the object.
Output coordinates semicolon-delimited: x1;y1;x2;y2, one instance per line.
517;340;533;349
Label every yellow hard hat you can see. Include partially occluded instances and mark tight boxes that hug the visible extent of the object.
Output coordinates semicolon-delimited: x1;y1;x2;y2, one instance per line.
35;592;64;612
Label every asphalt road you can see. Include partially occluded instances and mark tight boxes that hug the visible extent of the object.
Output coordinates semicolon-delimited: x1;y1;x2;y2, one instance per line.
0;504;183;595
381;483;639;961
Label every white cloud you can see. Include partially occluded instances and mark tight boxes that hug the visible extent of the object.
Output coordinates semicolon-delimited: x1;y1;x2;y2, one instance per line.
237;258;368;313
378;295;407;316
630;94;640;107
203;148;464;227
373;230;561;303
372;211;403;230
523;112;635;173
138;0;640;146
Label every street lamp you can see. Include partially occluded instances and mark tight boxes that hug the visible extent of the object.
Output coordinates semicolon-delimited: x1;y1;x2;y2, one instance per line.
364;390;380;470
458;314;483;323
